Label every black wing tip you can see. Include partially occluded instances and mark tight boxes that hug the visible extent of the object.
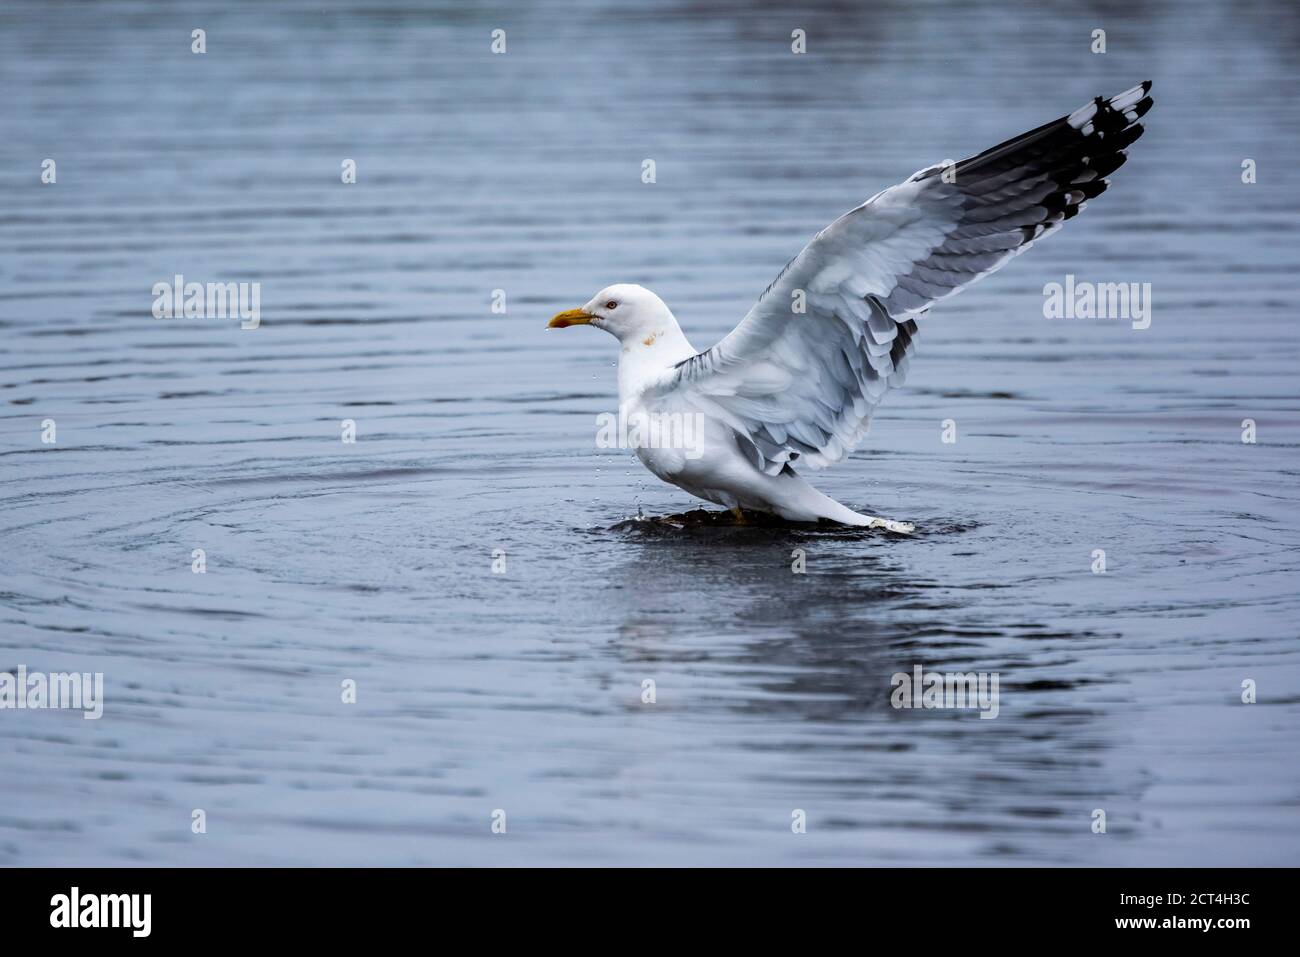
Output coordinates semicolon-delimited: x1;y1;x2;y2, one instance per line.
1111;122;1145;149
1113;79;1153;99
1078;178;1110;200
1085;150;1129;179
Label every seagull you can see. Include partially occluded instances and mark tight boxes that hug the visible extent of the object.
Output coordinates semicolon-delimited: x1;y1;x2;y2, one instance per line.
549;83;1153;532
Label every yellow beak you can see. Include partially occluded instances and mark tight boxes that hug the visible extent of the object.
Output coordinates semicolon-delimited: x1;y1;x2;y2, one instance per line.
549;308;595;329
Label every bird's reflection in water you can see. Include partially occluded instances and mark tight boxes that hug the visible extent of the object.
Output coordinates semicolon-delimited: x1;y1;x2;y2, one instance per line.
597;520;1134;858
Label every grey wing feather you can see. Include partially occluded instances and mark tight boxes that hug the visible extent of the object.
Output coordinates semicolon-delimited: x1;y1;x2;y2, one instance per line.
658;82;1153;474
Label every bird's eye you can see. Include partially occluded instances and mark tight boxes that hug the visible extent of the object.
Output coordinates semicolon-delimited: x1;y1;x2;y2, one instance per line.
605;300;618;310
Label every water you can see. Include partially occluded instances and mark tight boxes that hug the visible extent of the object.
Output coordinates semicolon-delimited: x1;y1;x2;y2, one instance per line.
2;0;1299;866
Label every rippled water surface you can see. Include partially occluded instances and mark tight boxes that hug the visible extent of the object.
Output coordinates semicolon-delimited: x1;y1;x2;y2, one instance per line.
3;0;1299;866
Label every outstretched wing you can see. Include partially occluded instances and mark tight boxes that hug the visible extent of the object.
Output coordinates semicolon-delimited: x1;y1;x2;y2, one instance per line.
661;82;1153;474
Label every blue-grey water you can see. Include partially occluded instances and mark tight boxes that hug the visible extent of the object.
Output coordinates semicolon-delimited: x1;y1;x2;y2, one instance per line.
2;0;1299;866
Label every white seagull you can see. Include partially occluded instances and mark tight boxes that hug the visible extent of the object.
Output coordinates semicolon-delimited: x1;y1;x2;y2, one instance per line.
550;83;1153;532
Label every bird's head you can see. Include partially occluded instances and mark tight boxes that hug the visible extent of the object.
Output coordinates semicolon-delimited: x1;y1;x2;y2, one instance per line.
548;284;674;343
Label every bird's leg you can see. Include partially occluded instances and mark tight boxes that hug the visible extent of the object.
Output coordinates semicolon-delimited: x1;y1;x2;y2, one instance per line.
729;506;748;525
